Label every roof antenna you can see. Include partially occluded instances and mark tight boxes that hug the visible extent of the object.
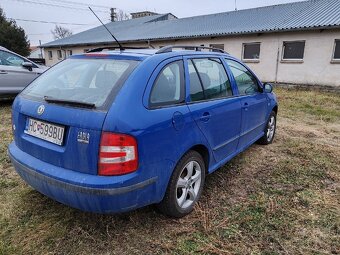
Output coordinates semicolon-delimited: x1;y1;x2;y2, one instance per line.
88;6;124;51
234;0;238;11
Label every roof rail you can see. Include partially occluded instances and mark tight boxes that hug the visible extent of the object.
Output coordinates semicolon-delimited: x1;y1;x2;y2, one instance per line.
87;46;150;53
155;45;229;54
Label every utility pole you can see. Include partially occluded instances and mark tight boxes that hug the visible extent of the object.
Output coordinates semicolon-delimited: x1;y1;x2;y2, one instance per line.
110;8;116;22
39;40;43;59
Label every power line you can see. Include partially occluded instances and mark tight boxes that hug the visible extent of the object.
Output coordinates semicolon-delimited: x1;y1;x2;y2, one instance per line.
6;0;110;13
45;0;111;9
10;18;91;26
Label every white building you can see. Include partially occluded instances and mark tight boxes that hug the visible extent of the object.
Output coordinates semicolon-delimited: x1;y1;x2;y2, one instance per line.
42;0;340;88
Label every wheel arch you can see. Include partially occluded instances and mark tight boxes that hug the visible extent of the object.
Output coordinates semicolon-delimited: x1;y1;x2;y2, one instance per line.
186;144;210;174
272;104;278;114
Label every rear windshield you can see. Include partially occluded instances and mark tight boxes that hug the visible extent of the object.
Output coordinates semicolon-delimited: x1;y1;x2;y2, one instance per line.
21;58;139;108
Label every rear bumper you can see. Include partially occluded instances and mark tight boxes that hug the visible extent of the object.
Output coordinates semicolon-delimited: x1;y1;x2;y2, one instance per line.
8;142;158;213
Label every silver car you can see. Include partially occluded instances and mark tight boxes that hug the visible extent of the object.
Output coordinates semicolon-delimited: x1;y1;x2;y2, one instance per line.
0;46;47;98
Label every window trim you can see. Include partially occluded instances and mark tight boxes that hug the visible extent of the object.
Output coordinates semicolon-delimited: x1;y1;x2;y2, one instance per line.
281;40;305;63
187;57;234;104
148;60;186;109
242;42;261;63
331;39;340;63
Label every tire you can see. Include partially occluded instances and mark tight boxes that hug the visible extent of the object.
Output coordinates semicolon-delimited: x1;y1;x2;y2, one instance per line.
157;150;206;218
257;111;277;145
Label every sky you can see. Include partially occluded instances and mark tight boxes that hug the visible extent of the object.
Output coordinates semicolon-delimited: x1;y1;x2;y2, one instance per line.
0;0;304;46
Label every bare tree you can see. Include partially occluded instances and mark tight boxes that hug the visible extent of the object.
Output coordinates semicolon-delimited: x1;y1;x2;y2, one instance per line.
116;9;130;21
51;25;73;40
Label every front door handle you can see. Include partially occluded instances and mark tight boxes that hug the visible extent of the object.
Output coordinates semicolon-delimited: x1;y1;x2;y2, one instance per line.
0;70;8;74
199;112;211;122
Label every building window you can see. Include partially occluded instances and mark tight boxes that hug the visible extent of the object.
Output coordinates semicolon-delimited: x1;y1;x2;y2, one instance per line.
57;50;63;59
332;40;340;60
282;41;305;60
242;43;261;60
210;44;224;52
67;50;73;57
48;51;53;60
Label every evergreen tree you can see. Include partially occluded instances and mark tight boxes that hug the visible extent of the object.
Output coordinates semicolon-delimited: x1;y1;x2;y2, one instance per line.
0;6;30;56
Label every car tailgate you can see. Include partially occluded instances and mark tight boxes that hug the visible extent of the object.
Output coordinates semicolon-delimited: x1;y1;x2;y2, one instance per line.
12;97;106;175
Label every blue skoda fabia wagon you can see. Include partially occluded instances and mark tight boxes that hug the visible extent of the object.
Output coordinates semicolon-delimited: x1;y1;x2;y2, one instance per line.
9;46;278;217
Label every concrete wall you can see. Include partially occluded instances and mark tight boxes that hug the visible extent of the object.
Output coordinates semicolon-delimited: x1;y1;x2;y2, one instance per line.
43;29;340;87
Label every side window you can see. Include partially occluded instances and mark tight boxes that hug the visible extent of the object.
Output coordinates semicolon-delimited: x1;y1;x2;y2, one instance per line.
189;58;232;102
188;60;205;101
226;59;260;95
149;60;184;107
0;50;25;67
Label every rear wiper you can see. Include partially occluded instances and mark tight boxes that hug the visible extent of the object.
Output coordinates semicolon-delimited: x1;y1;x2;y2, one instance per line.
44;96;95;109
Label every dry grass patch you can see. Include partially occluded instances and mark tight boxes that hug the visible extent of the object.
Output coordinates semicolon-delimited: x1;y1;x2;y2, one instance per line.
0;88;339;255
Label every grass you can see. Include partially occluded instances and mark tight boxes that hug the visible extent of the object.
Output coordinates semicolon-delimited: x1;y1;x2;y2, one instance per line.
0;88;339;255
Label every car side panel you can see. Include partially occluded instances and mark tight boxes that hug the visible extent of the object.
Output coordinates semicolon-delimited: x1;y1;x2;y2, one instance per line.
102;56;211;202
0;65;40;94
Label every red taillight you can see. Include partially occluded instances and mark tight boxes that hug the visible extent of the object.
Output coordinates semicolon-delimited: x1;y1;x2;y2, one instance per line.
98;132;138;176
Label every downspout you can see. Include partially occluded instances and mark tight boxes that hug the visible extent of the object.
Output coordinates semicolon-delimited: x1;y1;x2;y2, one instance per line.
274;37;280;83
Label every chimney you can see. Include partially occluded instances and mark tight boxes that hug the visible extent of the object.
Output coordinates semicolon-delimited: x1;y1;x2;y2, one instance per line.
110;8;116;22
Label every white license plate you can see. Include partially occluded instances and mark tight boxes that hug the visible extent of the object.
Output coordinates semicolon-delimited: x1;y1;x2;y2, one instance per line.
24;118;65;145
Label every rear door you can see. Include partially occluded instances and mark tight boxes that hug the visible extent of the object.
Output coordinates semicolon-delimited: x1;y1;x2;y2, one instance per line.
185;56;242;162
225;59;268;149
0;50;39;94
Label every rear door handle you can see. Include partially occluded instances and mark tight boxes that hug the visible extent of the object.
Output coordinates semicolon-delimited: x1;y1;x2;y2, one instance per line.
0;70;8;74
242;102;249;108
199;112;211;122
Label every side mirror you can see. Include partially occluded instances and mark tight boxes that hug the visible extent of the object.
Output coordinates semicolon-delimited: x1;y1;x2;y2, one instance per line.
22;62;33;71
263;83;273;93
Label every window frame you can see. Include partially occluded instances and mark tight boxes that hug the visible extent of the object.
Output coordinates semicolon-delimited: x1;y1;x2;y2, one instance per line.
148;60;186;109
331;39;340;63
225;58;262;96
57;50;63;60
48;50;53;60
281;40;305;62
209;44;225;52
186;56;234;104
242;42;261;62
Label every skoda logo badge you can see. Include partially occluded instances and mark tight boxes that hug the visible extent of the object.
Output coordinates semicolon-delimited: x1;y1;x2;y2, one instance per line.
37;105;45;115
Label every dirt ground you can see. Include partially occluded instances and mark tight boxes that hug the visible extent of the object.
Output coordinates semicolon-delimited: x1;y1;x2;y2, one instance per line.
0;88;339;254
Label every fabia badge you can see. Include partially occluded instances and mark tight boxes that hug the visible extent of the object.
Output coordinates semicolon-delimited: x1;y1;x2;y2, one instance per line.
37;105;45;115
77;131;90;144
